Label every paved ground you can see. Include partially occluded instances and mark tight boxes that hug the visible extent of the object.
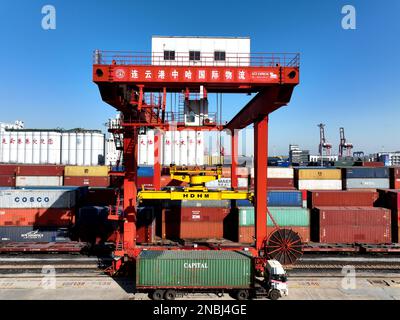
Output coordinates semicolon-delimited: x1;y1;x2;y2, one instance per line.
0;273;400;300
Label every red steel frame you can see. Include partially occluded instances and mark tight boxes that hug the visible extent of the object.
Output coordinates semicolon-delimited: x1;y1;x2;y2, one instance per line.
93;50;300;262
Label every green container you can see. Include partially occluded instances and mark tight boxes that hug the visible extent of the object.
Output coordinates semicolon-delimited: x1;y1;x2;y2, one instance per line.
137;250;252;288
239;207;310;227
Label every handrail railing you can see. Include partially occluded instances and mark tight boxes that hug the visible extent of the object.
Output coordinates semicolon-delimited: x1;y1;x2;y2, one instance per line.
93;50;300;67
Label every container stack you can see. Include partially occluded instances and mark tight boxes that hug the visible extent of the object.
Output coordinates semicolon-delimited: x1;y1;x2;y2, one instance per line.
15;165;64;187
295;168;342;190
377;189;400;242
0;188;79;242
342;167;390;190
235;190;310;244
63;166;109;187
308;190;392;244
162;200;231;240
250;167;295;190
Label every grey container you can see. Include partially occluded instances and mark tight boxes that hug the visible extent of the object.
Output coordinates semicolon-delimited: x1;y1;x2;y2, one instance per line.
0;189;77;209
0;226;71;242
164;200;231;208
345;178;389;189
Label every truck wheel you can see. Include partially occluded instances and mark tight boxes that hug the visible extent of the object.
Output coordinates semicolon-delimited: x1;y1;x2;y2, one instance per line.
235;290;249;301
151;290;164;300
164;289;177;300
269;289;281;301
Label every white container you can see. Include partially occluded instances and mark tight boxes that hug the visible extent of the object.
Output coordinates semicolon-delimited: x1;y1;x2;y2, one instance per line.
163;131;172;166
195;131;204;166
251;167;294;179
205;178;232;189
147;130;155;165
61;132;104;166
187;130;196;165
173;131;180;165
0;189;76;208
16;176;63;187
297;180;342;190
179;131;188;165
238;177;248;188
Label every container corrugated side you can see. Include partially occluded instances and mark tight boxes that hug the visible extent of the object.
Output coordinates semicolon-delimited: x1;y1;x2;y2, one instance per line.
297;168;341;180
137;250;252;288
63;176;109;187
238;226;310;244
16;165;64;176
0;208;74;226
0;189;77;208
344;167;389;179
308;190;378;208
297;180;342;190
267;190;302;207
250;167;294;178
345;178;389;189
16;176;63;187
0;175;16;187
64;166;108;177
0;226;71;242
137;166;154;177
238;207;310;227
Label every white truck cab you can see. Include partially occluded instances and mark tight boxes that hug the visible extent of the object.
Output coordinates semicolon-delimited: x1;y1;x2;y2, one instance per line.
265;259;289;300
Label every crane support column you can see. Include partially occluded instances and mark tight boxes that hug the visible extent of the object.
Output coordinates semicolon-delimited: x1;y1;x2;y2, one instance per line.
254;116;268;251
123;130;138;250
231;129;239;189
153;129;162;190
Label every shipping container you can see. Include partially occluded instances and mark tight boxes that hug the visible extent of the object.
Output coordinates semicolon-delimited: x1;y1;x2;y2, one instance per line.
358;161;385;167
307;190;379;208
82;188;117;206
64;166;108;177
63;176;109;187
137;207;156;243
137;176;154;187
137;166;154;177
238;207;310;227
0;189;77;208
16;176;63;187
251;167;294;179
297;180;342;190
377;189;400;242
0;226;71;242
16;165;64;176
312;207;391;244
344;178;389;189
390;167;400;189
344;167;389;179
0;208;74;226
267;190;302;207
137;250;252;288
296;168;341;180
0;175;16;187
0;164;18;175
239;226;311;244
267;178;295;189
165;200;231;208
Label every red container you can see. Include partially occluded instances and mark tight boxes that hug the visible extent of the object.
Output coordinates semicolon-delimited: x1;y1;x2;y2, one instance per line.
136;207;156;244
178;222;224;239
16;165;64;176
0;175;16;187
83;188;117;206
63;176;109;187
250;178;295;190
180;207;230;223
238;226;310;244
390;167;400;189
0;208;74;227
0;165;17;175
312;207;391;244
308;190;378;208
137;176;154;187
360;162;384;167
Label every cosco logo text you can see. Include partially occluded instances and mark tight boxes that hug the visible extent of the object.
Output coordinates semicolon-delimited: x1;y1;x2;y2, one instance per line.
14;197;50;203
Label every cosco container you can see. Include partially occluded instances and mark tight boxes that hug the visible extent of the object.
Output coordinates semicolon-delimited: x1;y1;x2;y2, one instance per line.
296;168;341;180
64;166;108;177
344;178;389;189
16;176;63;187
0;208;74;226
0;226;71;242
267;190;302;207
307;190;379;208
344;167;389;179
238;207;310;227
0;189;77;208
297;180;342;190
137;250;252;288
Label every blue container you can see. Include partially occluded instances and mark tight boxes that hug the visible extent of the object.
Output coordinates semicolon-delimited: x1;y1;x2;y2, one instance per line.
235;200;253;207
137;166;154;177
267;190;302;207
0;227;70;242
344;167;389;179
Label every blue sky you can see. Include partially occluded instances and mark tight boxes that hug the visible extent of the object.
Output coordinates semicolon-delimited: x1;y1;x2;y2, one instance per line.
0;0;399;155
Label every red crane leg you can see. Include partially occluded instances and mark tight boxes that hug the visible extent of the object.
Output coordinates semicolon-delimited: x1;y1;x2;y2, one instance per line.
231;129;239;189
254;116;268;251
123;130;138;250
153;130;162;190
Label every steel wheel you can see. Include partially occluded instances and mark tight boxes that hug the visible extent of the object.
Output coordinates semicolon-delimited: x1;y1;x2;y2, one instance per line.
265;228;303;265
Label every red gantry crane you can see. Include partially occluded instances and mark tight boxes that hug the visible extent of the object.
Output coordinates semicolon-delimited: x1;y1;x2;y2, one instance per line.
92;46;301;276
338;127;353;158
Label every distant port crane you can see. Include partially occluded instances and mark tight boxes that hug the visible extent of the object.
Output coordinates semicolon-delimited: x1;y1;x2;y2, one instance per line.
318;123;332;162
338;127;353;158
